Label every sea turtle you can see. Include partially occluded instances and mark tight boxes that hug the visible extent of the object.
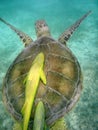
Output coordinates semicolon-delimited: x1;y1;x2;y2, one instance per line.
1;11;91;129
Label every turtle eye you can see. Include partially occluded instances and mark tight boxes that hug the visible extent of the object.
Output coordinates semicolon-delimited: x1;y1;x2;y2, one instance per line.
20;36;23;38
43;23;46;27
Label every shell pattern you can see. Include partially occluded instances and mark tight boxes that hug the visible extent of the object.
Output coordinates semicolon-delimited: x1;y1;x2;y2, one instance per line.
3;36;82;125
1;11;91;126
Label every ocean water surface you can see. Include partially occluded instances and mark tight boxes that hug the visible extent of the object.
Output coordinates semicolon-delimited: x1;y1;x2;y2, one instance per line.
0;0;98;130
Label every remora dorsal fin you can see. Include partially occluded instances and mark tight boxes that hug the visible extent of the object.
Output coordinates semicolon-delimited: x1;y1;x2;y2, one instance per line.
0;18;33;47
58;10;92;44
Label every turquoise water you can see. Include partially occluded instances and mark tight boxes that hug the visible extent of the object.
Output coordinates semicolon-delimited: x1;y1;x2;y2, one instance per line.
0;0;98;130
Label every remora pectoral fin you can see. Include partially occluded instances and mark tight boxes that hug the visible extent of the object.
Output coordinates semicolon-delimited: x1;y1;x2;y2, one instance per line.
21;101;28;115
23;76;28;85
0;18;33;47
40;70;46;85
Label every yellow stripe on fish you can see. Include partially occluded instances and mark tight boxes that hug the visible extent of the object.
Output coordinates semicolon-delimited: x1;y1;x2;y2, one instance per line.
21;52;46;130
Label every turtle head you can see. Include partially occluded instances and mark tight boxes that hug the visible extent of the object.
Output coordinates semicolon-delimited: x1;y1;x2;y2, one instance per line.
35;20;51;38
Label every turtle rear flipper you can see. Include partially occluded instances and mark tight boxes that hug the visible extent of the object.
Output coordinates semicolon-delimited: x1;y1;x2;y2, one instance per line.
13;122;22;130
58;10;92;44
0;18;33;47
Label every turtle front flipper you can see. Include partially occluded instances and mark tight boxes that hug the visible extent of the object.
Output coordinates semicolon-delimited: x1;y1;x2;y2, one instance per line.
58;10;92;45
0;18;33;47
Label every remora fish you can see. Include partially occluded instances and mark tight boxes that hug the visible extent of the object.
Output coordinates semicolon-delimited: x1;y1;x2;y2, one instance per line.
33;101;46;130
21;52;46;130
